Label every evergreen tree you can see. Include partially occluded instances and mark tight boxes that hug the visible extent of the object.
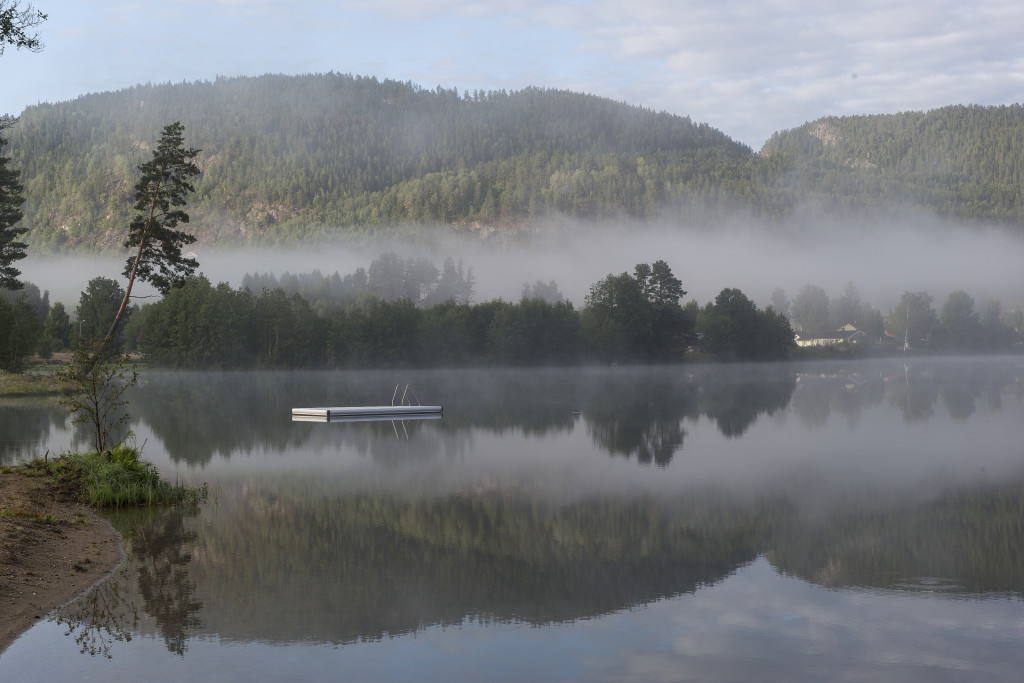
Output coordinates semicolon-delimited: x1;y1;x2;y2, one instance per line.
43;300;72;350
103;121;200;355
0;295;41;370
0;125;27;290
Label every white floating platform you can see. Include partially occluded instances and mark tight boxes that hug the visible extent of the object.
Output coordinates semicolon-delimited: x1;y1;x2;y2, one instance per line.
292;406;443;419
293;412;443;423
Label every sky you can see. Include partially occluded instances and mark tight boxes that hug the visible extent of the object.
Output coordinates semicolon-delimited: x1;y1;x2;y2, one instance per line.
2;0;1023;149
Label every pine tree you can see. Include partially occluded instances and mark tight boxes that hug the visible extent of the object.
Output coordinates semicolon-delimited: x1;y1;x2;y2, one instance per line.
0;126;27;290
100;121;200;355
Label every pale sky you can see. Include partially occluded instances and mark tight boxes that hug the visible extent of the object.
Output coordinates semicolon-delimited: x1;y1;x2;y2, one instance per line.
2;0;1023;149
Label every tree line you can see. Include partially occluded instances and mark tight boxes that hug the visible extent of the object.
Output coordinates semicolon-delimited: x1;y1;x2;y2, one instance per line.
0;257;797;369
5;257;1023;372
774;282;1022;353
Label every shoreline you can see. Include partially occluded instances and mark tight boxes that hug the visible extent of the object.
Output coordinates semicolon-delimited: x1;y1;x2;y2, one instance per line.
0;467;125;654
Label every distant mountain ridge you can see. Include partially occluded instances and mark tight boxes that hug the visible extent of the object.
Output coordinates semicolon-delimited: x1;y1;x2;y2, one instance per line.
3;73;1022;251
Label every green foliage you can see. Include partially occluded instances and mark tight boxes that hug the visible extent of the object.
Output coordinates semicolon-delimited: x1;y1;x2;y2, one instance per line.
4;75;755;248
43;300;72;350
140;275;257;367
0;1;47;54
45;447;207;508
76;275;128;350
0;292;41;370
5;78;1024;250
521;279;563;303
580;261;693;363
58;344;138;452
243;254;474;311
123;121;200;294
581;271;648;362
134;263;1021;370
696;288;795;361
886;291;938;350
488;297;580;366
93;122;201;358
634;259;686;305
760;104;1024;224
0;126;27;288
1;280;47;320
936;290;981;351
790;284;831;333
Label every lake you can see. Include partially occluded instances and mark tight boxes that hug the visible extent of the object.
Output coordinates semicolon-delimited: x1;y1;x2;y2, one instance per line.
3;358;1024;681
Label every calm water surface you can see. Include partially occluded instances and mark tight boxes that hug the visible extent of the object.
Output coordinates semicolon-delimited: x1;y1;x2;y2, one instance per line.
2;358;1024;681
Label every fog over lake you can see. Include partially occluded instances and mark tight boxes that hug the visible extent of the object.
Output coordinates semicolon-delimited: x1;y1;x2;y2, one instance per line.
18;219;1024;312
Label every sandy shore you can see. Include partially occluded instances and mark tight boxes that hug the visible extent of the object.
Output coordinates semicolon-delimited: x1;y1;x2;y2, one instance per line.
0;466;124;653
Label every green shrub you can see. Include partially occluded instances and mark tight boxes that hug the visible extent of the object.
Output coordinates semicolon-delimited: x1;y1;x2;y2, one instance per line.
45;449;207;508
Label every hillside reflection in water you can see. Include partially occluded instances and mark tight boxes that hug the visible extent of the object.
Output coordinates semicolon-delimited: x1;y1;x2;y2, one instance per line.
3;358;1024;681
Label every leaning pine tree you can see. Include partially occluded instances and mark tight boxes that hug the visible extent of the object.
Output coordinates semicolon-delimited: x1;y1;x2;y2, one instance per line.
99;121;201;357
62;122;200;453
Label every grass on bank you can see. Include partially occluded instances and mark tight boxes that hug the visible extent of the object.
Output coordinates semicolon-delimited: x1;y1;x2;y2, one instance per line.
32;445;207;508
0;370;66;397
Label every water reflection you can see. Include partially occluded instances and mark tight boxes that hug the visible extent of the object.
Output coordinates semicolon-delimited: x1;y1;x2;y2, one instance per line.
6;359;1022;469
580;373;696;465
790;369;886;428
4;358;1024;669
766;481;1024;593
127;365;802;467
53;563;138;658
48;476;1024;654
177;488;758;643
0;399;67;465
54;506;203;657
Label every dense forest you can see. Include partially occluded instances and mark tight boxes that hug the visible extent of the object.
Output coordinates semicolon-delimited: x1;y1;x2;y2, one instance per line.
2;73;1023;251
97;258;794;369
761;106;1024;222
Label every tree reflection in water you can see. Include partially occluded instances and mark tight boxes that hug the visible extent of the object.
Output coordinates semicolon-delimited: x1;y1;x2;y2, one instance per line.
53;505;203;657
133;506;203;655
54;564;138;659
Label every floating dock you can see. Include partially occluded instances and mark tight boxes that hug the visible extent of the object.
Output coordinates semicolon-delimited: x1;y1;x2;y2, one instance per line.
292;405;443;419
292;411;443;423
293;385;442;423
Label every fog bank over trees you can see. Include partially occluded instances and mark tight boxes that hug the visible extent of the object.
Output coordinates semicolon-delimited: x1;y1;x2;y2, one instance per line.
17;216;1024;314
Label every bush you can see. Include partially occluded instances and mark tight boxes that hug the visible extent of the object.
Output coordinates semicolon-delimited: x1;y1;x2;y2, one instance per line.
45;447;206;508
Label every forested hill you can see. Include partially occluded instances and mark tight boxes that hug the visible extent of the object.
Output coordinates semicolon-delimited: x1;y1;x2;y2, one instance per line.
3;73;1023;251
760;105;1024;223
4;73;753;250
